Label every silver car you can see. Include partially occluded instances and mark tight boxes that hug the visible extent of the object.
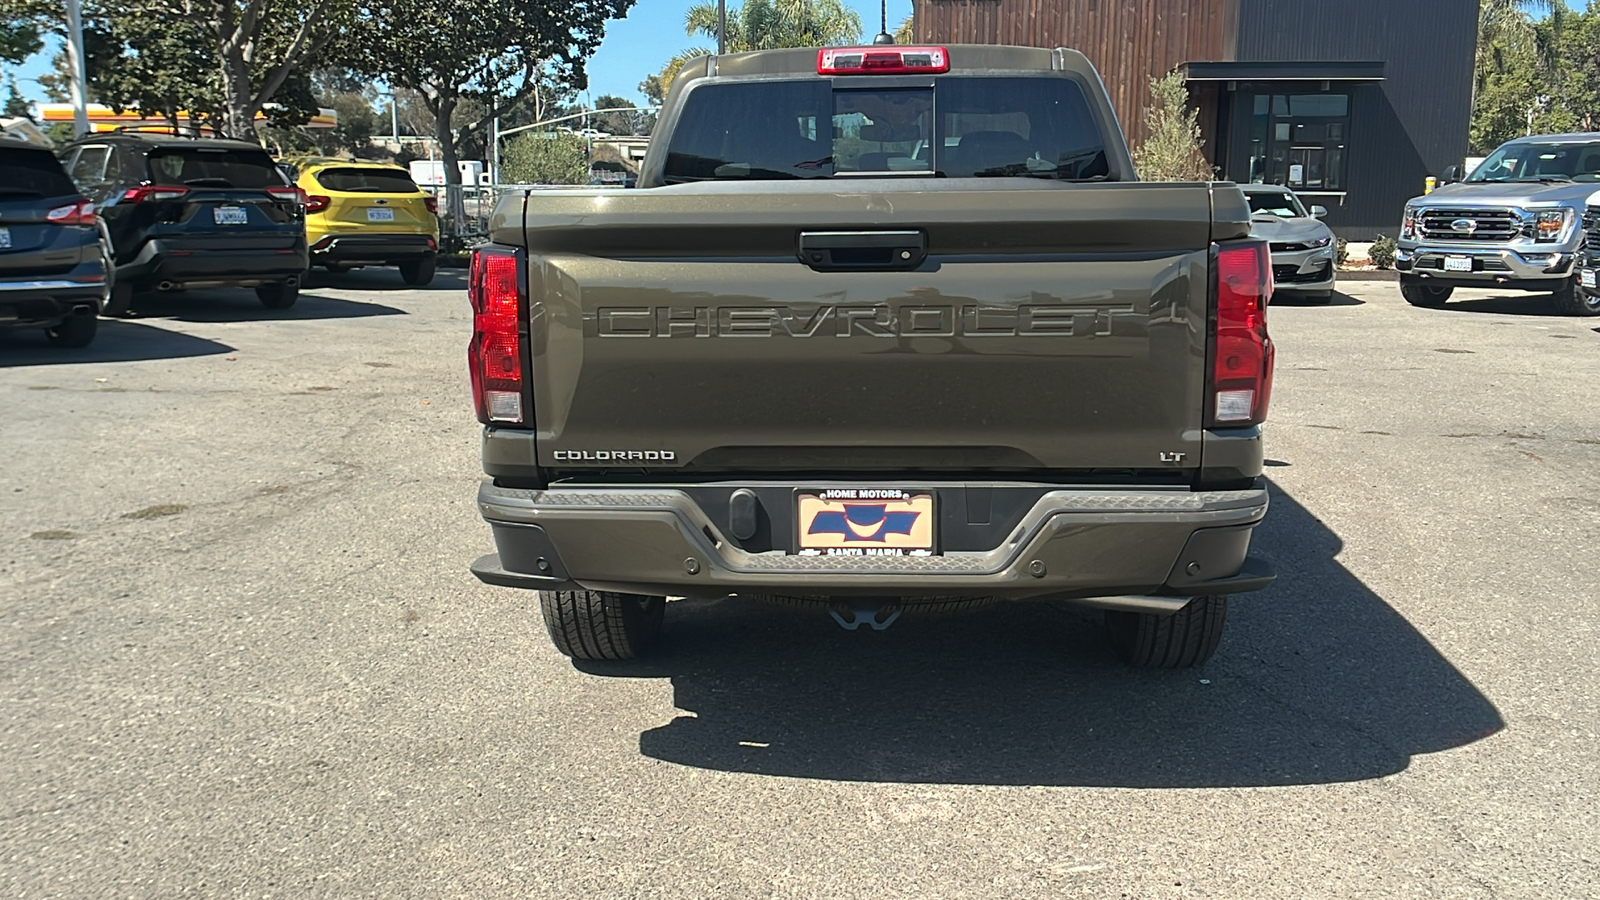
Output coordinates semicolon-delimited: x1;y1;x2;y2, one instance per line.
1242;185;1337;303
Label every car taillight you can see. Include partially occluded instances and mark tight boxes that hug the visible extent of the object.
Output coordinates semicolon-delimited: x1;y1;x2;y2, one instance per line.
46;199;97;226
1209;241;1275;427
817;45;950;75
424;195;438;215
266;185;306;206
468;246;525;424
304;194;331;214
120;185;189;204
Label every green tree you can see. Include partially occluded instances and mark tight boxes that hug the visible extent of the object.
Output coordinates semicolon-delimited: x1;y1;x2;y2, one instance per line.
893;15;912;44
1;18;41;68
346;0;633;202
3;73;29;116
500;132;589;184
660;0;862;91
1131;70;1212;182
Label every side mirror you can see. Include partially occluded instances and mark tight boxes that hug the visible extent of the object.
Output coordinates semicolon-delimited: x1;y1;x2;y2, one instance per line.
1310;205;1328;219
1442;164;1462;184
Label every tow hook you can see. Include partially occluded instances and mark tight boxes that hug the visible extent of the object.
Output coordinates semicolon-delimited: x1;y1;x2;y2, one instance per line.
829;600;903;631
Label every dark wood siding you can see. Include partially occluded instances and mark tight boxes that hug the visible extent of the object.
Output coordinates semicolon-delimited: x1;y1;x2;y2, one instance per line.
1234;0;1477;235
913;0;1235;147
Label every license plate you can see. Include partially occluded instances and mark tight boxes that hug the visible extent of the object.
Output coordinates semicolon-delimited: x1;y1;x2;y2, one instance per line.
1444;255;1473;272
796;489;936;556
1582;269;1597;288
213;206;248;225
0;226;9;249
366;207;395;222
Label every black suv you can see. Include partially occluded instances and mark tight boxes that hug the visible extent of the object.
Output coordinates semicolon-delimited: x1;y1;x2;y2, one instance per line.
0;133;107;347
58;130;308;314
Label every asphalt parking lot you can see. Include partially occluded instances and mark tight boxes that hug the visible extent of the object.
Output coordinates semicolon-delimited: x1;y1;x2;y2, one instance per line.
3;271;1598;899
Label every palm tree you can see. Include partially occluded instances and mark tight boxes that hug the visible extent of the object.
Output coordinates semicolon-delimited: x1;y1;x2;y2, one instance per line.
659;0;863;91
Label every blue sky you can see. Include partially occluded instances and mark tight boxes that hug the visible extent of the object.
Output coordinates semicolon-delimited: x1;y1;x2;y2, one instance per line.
3;0;914;108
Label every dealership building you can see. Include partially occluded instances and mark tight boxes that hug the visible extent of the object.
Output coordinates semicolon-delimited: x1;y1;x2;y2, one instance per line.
912;0;1478;236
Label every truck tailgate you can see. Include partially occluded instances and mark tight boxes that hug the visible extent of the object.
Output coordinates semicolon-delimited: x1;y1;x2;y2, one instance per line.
511;180;1230;474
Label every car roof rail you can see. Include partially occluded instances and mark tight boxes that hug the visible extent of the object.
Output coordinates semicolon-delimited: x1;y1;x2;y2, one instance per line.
109;123;234;139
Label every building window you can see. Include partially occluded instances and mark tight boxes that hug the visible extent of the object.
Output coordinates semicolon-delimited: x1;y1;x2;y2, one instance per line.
1246;91;1350;191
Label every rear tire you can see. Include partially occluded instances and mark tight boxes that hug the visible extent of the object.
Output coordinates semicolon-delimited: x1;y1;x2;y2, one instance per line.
539;590;665;660
399;254;436;287
256;280;299;309
1104;595;1228;668
1401;281;1453;308
45;311;98;348
1549;275;1600;316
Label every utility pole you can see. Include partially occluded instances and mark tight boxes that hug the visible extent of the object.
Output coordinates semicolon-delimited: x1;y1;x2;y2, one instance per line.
64;0;90;136
717;0;726;53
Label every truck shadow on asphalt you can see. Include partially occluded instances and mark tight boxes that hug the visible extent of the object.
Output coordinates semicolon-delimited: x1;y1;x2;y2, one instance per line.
123;289;407;323
578;480;1504;788
1436;292;1566;317
1273;290;1364;307
0;319;234;367
301;267;467;293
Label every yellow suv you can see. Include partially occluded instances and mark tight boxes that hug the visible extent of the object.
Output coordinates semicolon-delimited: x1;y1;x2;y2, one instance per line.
282;158;440;285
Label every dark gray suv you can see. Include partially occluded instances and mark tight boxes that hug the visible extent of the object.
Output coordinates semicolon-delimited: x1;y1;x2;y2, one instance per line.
0;133;107;347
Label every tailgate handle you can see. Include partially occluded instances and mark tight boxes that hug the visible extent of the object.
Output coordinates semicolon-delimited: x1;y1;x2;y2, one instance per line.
798;230;926;271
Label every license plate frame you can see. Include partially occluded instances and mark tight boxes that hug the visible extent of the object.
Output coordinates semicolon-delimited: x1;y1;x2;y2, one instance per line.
0;226;10;249
1443;255;1473;273
213;206;248;225
794;488;937;557
1581;268;1597;289
366;207;395;222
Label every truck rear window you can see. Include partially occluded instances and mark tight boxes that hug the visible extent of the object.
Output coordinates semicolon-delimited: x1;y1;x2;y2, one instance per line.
663;76;1109;183
313;167;420;193
148;148;282;189
0;146;80;199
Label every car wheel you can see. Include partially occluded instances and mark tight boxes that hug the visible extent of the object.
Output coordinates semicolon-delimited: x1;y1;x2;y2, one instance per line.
538;590;665;660
103;281;135;317
1549;275;1600;317
324;263;352;274
1103;594;1227;668
45;310;98;348
256;280;299;309
399;254;436;287
1400;281;1453;308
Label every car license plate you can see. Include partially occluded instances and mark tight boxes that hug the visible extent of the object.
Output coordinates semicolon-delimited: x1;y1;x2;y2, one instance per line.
796;489;935;556
213;206;248;225
0;226;9;249
366;207;395;222
1444;255;1473;272
1581;269;1597;288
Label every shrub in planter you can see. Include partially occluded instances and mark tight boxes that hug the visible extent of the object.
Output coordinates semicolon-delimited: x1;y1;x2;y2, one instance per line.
1336;237;1349;267
1369;234;1398;270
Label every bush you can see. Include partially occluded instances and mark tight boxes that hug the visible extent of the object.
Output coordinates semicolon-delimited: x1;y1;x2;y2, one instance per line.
1131;70;1213;182
1369;234;1398;270
500;132;589;185
1336;237;1349;267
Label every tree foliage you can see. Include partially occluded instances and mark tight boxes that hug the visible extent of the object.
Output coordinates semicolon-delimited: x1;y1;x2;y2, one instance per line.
1131;70;1212;182
501;132;589;184
0;18;41;68
347;0;633;192
1472;1;1600;153
660;0;862;92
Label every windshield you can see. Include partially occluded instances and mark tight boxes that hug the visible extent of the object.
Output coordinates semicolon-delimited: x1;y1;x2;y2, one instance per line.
1246;190;1306;218
663;76;1110;183
1467;141;1600;183
313;167;420;193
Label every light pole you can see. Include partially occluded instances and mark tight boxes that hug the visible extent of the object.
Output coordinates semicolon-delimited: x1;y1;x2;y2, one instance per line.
717;0;726;53
64;0;90;136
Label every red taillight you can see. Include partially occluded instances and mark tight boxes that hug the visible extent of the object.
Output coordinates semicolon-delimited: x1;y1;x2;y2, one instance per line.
120;185;189;204
424;195;438;215
818;45;950;75
468;247;525;424
46;199;97;226
304;194;331;214
266;185;306;207
1209;241;1275;427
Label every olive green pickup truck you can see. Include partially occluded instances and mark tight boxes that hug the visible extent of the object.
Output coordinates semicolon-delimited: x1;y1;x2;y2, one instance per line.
467;43;1277;668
